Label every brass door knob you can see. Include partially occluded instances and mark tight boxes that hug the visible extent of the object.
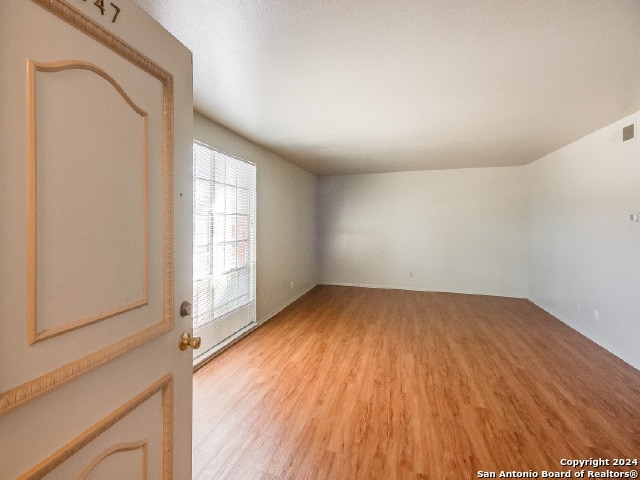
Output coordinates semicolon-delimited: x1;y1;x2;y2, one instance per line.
179;331;201;351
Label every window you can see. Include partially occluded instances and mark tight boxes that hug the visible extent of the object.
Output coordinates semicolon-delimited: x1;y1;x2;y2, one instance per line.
193;141;256;365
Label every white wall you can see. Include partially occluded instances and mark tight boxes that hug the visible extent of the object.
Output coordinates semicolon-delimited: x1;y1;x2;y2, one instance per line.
195;108;640;371
194;112;318;323
528;111;640;369
318;167;529;297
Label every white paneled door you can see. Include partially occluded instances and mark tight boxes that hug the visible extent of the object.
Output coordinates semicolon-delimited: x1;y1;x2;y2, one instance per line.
0;1;193;478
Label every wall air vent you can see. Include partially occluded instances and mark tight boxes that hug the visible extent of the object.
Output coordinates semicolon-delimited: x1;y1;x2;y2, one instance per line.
610;121;637;147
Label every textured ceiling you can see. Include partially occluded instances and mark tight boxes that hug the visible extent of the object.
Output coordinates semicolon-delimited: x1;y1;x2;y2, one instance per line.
134;0;640;175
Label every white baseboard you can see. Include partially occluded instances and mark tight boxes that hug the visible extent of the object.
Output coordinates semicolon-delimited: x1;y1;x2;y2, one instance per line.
258;284;318;325
194;283;639;374
528;299;640;372
194;284;318;371
320;282;526;299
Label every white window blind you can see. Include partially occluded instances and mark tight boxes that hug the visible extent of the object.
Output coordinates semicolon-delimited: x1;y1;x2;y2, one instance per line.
193;141;256;365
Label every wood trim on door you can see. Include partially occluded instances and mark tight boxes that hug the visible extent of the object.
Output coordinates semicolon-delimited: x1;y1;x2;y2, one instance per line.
77;440;149;480
18;374;173;480
0;0;175;417
26;59;150;345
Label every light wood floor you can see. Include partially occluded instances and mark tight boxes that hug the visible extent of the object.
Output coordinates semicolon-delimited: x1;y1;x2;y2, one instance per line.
192;285;640;479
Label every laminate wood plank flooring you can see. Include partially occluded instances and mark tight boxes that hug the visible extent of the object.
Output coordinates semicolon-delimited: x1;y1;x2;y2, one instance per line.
192;285;640;479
